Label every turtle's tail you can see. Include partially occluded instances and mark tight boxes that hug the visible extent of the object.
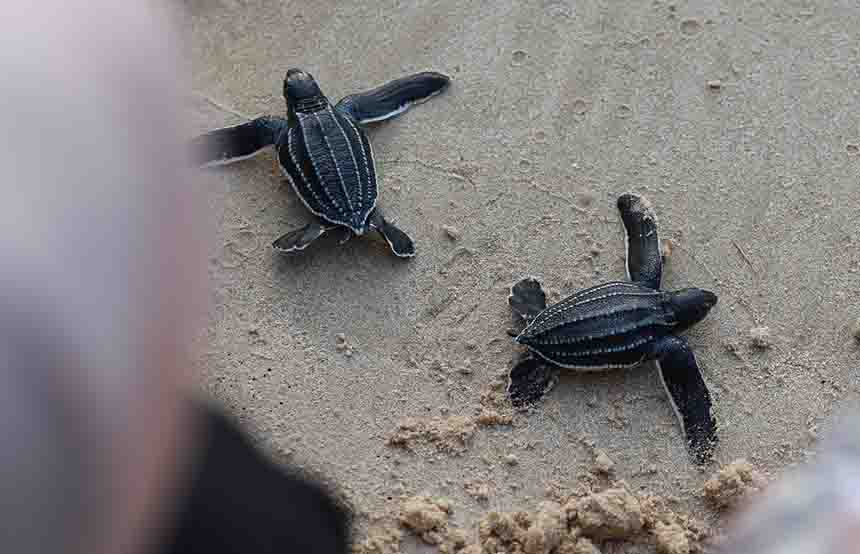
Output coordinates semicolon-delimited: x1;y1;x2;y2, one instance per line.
350;217;369;236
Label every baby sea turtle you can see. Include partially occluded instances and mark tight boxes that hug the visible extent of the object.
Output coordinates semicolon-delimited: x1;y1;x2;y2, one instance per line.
193;69;451;257
507;193;718;464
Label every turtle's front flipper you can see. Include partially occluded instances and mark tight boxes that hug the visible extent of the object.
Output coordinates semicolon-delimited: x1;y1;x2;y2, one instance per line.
652;336;718;465
272;222;334;253
507;356;558;409
509;277;547;323
617;193;662;289
192;116;287;168
368;210;415;258
335;72;451;124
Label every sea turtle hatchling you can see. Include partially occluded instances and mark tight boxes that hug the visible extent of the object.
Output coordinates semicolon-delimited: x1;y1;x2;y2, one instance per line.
507;193;719;464
192;69;451;257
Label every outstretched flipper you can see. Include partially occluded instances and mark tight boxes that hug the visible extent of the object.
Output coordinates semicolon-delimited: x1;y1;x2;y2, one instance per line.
368;210;415;258
509;277;547;323
617;193;662;289
192;116;287;168
335;72;451;124
272;222;335;253
507;356;559;409
652;336;718;465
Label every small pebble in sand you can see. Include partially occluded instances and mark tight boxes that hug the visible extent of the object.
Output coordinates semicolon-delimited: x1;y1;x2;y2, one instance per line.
724;339;744;359
704;459;766;509
442;225;460;241
706;79;722;90
615;104;633;118
680;18;702;35
571;98;589;115
749;326;773;349
335;333;348;351
593;450;615;475
512;50;528;65
458;358;473;375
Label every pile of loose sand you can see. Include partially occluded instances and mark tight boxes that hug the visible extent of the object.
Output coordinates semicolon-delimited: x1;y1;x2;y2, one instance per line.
703;459;767;510
355;459;763;554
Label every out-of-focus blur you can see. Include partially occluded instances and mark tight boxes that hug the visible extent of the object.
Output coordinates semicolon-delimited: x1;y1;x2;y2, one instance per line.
721;410;860;554
1;3;204;554
0;4;349;554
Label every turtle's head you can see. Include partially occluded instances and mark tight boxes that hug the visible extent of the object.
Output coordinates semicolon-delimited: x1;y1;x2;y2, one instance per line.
284;68;326;112
668;288;717;330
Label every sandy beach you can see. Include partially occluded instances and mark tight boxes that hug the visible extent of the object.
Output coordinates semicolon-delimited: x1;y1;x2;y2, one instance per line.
183;1;860;550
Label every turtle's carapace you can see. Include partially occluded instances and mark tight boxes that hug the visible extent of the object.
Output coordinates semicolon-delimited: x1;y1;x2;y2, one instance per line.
507;193;719;465
192;68;451;258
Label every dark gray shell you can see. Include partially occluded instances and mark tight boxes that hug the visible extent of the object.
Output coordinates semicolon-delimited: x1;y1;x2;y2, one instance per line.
278;106;377;232
517;281;677;369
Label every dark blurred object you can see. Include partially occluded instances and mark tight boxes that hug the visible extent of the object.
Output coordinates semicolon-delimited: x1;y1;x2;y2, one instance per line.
161;403;349;554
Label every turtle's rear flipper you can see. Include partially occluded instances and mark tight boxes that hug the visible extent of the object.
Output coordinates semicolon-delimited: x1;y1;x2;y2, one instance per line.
653;336;718;465
272;222;334;253
509;277;547;322
369;210;415;258
335;72;451;124
192;116;286;168
618;193;662;289
508;356;558;409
